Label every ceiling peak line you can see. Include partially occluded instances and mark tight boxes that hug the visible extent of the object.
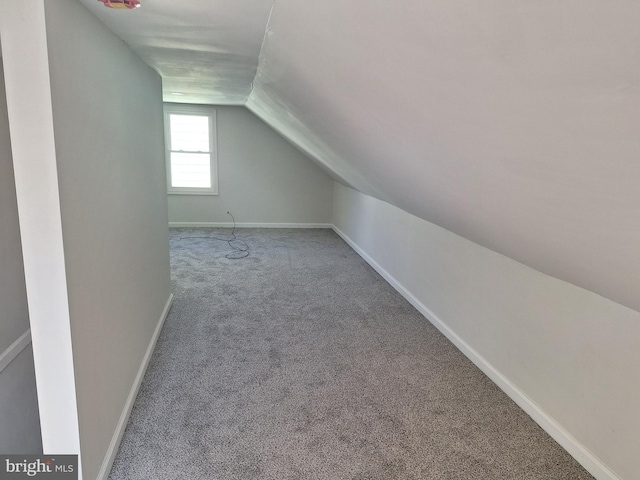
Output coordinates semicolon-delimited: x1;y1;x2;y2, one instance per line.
249;0;276;101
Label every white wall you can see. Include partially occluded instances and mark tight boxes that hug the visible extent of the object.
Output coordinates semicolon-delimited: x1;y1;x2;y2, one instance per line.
44;1;173;478
1;0;172;478
0;0;81;462
333;182;640;480
0;345;41;454
249;0;640;314
0;63;42;454
168;106;333;226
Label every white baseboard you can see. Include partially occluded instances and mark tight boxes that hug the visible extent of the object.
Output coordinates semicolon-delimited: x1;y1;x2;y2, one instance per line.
0;329;31;374
332;225;621;480
97;293;174;480
169;222;332;229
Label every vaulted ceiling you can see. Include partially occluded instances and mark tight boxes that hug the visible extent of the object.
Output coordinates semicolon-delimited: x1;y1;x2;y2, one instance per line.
79;0;640;312
79;0;274;104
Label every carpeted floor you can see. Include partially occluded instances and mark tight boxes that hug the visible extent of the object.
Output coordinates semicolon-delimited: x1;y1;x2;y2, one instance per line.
109;228;593;479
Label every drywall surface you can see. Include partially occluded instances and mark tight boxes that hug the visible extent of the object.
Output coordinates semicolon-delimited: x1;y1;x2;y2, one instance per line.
44;1;172;479
0;0;81;460
0;63;42;454
333;183;640;480
0;66;30;358
247;91;387;201
77;0;274;104
250;0;640;312
168;106;333;225
0;346;42;454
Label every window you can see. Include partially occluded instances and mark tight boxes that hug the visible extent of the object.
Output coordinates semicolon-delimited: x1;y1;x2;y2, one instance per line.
164;104;217;195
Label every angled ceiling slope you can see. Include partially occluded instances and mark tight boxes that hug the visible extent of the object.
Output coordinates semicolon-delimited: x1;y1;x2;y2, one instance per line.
79;0;274;104
80;0;639;313
248;0;640;313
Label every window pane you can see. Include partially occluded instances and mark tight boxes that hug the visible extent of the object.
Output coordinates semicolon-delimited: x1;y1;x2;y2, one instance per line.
170;152;211;188
170;114;209;152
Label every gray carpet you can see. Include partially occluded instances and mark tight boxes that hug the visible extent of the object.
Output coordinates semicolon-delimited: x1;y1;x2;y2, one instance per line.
109;228;593;479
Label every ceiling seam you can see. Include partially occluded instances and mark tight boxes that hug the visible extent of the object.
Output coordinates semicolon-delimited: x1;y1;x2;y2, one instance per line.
247;0;276;104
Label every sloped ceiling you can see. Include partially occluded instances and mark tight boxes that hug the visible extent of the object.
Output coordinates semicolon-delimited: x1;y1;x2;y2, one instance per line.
78;0;274;104
81;0;639;312
247;0;640;312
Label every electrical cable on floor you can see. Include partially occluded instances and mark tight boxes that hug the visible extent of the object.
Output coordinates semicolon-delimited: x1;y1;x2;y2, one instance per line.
175;211;249;259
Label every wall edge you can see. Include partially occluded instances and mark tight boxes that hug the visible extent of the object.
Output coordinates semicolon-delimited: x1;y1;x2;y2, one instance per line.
169;222;333;229
96;293;174;480
0;330;32;375
332;224;622;480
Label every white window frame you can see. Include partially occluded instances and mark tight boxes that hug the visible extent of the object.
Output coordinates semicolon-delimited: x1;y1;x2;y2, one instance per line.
164;104;218;195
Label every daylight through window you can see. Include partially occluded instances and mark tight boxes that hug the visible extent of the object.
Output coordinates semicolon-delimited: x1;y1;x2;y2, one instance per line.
164;105;217;194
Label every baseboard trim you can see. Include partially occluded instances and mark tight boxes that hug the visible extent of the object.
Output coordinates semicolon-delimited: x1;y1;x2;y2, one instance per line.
169;222;332;229
0;329;31;374
332;225;621;480
97;293;174;480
